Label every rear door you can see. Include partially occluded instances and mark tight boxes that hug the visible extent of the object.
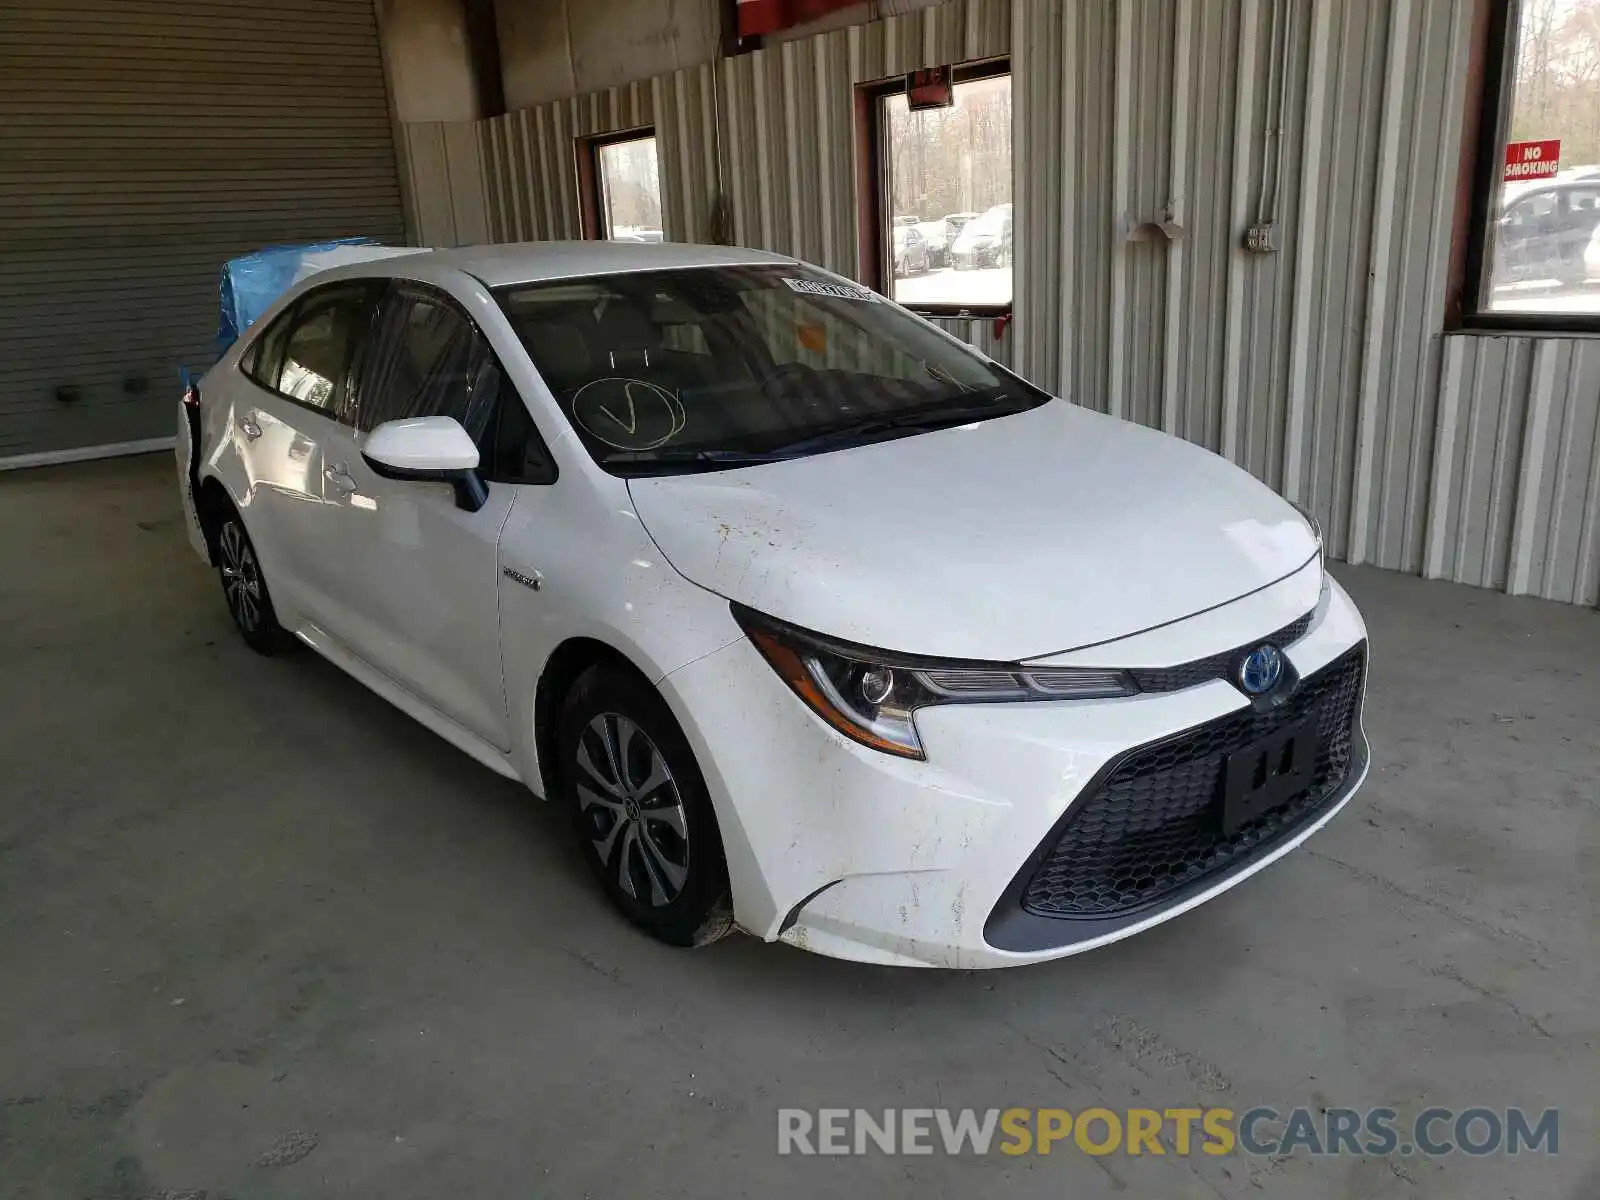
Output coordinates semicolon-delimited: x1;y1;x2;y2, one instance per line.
231;280;381;628
319;282;520;749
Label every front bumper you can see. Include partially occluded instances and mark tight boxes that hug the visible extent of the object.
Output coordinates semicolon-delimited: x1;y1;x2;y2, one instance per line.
659;574;1369;968
951;244;1000;268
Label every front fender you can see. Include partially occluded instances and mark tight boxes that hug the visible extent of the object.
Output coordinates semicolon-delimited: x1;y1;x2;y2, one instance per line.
495;479;745;793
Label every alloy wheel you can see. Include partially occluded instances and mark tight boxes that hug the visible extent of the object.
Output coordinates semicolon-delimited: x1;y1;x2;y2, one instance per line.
575;713;690;907
218;521;263;632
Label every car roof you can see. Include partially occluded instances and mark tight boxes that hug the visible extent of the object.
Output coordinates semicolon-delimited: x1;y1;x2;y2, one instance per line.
318;240;801;289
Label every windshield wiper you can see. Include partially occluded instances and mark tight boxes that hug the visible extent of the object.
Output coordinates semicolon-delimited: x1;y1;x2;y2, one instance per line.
600;394;1035;472
768;398;1030;457
602;447;795;473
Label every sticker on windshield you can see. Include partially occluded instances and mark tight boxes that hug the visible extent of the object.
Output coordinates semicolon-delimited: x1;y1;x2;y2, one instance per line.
570;378;687;451
781;277;880;303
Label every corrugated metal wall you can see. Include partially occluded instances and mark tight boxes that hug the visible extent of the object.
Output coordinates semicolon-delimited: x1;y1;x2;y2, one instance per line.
1427;337;1600;605
1012;0;1466;573
0;0;406;462
399;0;1600;607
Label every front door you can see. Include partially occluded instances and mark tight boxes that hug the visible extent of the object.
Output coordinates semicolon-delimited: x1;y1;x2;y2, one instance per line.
321;282;515;750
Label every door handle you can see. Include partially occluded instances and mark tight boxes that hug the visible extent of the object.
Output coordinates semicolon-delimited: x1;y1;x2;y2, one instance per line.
324;464;358;495
240;414;263;440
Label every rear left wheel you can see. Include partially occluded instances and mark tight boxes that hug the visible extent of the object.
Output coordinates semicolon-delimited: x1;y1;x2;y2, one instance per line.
215;509;294;655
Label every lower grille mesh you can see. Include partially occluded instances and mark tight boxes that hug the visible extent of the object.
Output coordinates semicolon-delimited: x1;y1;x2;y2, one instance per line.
1021;644;1366;920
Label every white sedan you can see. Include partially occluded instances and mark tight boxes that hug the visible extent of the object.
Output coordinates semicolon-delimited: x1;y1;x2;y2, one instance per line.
177;242;1370;968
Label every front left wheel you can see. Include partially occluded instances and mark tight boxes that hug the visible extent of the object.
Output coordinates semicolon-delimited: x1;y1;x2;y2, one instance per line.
557;665;733;947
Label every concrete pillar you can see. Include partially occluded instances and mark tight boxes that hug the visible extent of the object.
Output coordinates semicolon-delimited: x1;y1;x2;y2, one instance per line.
376;0;482;122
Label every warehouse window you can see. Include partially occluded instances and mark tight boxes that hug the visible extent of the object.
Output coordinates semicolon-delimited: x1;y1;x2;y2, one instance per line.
1463;0;1600;328
860;61;1012;315
579;129;664;244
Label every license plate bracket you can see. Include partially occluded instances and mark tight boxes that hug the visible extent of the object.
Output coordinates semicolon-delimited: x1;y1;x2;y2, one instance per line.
1220;720;1317;836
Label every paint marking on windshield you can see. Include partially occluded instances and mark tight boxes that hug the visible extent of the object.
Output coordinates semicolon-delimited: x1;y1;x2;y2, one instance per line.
572;377;687;450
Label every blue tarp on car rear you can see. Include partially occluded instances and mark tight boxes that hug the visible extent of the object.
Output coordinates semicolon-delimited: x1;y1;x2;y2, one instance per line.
216;237;376;344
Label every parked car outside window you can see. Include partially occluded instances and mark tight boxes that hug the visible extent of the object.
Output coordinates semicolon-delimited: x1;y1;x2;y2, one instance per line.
891;220;930;277
950;202;1013;270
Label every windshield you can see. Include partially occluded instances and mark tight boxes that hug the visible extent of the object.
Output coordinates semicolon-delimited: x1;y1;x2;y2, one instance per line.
494;264;1047;475
964;205;1010;237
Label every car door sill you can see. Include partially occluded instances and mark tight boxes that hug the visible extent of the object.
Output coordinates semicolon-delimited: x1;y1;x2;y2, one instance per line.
293;620;522;784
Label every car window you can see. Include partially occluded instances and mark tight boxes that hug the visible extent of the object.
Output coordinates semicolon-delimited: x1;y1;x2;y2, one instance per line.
359;287;499;440
738;287;923;378
494;264;1048;476
965;205;1010;237
484;384;557;485
1507;192;1557;229
1564;187;1600;218
243;303;297;391
271;283;377;420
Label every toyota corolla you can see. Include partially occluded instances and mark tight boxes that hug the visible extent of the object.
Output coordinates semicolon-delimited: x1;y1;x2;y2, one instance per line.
177;241;1369;968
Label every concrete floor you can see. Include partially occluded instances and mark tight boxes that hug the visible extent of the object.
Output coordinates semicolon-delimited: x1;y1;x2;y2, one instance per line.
1;454;1594;1200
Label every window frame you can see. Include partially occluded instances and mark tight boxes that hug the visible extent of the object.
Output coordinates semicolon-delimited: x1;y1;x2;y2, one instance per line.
362;279;558;486
238;280;383;424
1455;0;1600;333
856;57;1013;319
576;125;661;242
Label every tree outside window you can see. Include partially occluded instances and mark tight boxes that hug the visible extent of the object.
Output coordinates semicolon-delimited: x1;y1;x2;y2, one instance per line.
594;135;664;243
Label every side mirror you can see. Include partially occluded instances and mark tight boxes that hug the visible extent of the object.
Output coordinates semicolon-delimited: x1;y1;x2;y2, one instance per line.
362;416;489;512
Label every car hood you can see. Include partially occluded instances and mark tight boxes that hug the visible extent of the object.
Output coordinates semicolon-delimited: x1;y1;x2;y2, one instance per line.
626;401;1319;661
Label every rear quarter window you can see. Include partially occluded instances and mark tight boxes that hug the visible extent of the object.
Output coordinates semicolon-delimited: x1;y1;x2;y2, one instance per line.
242;304;297;389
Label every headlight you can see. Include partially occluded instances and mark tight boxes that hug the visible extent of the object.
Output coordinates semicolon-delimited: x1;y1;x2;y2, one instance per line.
732;605;1136;759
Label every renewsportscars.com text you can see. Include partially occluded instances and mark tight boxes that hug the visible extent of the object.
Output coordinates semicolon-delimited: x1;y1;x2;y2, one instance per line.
777;1106;1559;1158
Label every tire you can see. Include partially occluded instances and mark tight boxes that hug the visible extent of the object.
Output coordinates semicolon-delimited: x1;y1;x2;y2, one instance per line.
558;664;734;947
214;506;295;655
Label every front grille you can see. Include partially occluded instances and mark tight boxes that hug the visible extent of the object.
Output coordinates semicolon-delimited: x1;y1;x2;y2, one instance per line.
1021;643;1366;920
1129;609;1315;693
